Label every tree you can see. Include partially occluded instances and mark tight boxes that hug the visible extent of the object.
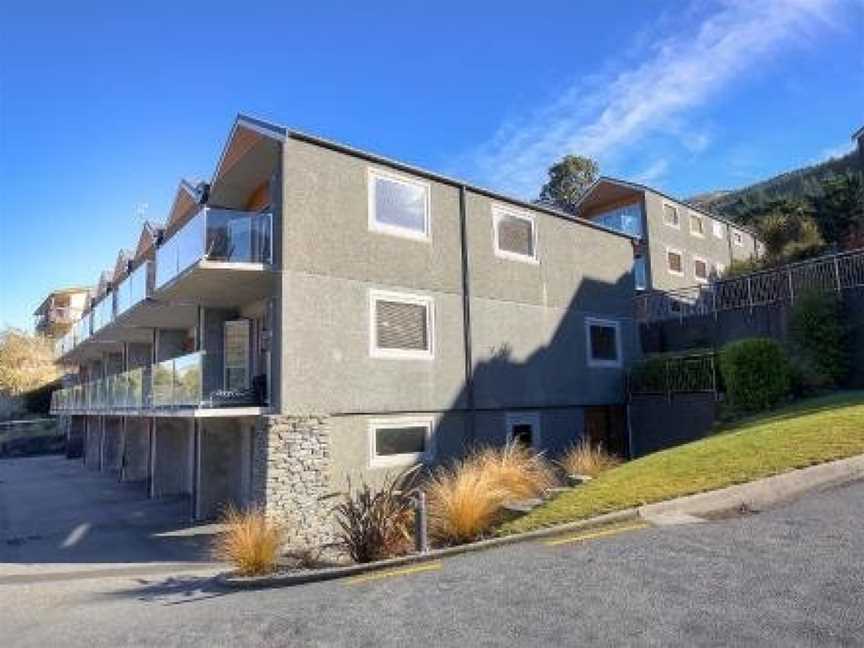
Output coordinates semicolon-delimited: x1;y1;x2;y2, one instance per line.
810;171;864;249
538;155;599;214
0;328;60;396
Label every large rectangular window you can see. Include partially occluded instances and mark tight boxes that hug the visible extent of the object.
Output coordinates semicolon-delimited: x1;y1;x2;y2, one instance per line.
689;212;705;237
585;317;622;368
369;290;434;359
369;417;433;467
493;206;537;262
634;256;647;291
694;257;708;282
712;220;724;239
667;248;683;275
368;169;430;240
224;320;250;390
594;203;643;238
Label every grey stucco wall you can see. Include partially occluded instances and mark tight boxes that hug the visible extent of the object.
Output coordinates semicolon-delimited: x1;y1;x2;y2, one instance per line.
152;418;192;497
127;343;152;369
122;417;150;482
643;190;759;291
198;418;250;519
156;329;188;362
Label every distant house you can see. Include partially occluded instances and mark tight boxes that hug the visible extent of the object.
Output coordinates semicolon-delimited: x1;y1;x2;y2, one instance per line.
33;287;92;339
577;177;764;292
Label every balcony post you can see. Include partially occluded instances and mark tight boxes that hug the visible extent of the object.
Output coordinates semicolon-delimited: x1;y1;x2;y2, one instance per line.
833;255;842;293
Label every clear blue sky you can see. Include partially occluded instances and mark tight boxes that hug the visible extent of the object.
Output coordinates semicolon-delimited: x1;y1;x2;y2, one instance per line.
1;0;862;330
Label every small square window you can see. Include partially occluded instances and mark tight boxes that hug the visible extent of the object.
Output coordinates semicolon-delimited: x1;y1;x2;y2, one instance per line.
694;258;708;282
585;317;622;368
689;212;704;237
370;290;434;359
493;206;537;262
369;418;433;467
667;249;683;275
712;220;724;238
506;413;541;449
663;204;680;228
732;230;744;247
368;169;430;240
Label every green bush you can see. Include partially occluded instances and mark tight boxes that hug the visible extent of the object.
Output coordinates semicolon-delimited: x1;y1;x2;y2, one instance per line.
719;338;791;412
788;291;847;392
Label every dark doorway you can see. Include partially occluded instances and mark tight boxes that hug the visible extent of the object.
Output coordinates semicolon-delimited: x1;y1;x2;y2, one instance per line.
585;405;628;457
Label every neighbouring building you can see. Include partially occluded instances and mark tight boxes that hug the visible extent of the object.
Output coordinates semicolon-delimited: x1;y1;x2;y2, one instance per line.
50;115;641;546
33;287;92;339
577;177;764;292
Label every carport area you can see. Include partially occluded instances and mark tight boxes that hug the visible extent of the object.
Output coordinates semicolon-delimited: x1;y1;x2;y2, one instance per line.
0;455;218;568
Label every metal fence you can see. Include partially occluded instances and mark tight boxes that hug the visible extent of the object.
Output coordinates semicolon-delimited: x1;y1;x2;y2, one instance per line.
636;248;864;323
628;352;717;399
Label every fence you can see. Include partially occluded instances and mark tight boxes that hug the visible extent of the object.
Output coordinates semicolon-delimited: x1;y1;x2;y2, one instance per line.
636;248;864;323
628;352;717;399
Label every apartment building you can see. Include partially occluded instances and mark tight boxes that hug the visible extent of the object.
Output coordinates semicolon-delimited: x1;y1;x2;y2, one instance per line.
577;177;764;292
50;115;640;546
33;287;91;339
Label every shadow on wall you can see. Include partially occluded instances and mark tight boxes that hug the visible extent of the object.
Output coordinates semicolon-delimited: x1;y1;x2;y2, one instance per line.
429;271;639;467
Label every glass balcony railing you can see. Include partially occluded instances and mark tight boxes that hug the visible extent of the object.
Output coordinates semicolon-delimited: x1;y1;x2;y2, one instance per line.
155;209;272;290
116;261;152;319
594;203;644;238
91;295;114;334
50;351;265;414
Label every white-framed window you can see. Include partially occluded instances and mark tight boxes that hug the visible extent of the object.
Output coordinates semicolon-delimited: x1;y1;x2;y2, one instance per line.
492;205;538;262
368;417;434;468
369;290;434;359
505;412;541;449
693;256;709;283
732;230;744;247
585;317;622;368
367;168;431;241
689;211;705;237
666;247;684;276
712;220;724;239
663;203;680;228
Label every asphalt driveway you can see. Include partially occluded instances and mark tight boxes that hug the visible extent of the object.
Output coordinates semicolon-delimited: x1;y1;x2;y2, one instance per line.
1;469;862;646
0;455;218;571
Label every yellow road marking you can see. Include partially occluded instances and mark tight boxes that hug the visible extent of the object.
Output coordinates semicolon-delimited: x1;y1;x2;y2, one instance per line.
345;561;442;585
545;522;650;547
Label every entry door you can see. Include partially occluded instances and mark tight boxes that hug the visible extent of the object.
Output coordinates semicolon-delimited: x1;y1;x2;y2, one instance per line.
223;320;250;391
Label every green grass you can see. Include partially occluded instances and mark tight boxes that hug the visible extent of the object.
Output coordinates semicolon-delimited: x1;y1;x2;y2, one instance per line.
501;391;864;535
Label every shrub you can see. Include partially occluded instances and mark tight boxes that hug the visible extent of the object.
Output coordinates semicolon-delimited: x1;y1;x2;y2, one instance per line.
426;458;508;545
788;291;847;392
332;467;419;563
473;443;557;500
212;506;284;576
719;338;791;412
560;438;621;478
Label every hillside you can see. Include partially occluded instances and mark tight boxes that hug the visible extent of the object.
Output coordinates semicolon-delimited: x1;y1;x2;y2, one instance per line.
688;151;860;221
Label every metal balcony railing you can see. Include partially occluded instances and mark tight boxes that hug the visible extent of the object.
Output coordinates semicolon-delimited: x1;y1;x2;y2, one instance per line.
636;248;864;323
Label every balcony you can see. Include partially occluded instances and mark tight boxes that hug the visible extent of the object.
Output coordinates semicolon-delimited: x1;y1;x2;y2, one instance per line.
155;209;273;295
50;350;266;415
91;295;114;335
115;261;152;320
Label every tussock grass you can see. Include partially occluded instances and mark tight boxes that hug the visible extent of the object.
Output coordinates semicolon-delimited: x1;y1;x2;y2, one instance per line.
474;443;557;500
502;391;864;535
560;439;621;478
212;506;284;576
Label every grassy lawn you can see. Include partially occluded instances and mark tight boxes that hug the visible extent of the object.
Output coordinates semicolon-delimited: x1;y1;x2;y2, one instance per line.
501;391;864;535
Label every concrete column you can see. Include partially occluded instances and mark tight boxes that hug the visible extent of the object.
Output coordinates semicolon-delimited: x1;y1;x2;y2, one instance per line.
151;418;193;498
122;417;151;482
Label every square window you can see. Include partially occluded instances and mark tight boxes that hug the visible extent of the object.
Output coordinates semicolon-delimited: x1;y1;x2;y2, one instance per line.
368;169;430;240
370;290;433;359
506;413;541;449
667;249;683;275
694;258;708;282
689;212;704;237
369;418;433;467
663;204;680;228
712;220;724;238
585;317;622;368
493;206;537;261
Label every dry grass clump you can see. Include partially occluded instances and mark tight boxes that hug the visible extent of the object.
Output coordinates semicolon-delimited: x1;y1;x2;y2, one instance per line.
212;506;284;576
474;443;557;499
560;439;621;478
427;443;558;544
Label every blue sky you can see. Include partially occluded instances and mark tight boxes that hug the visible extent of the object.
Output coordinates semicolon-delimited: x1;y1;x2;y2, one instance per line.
1;0;862;330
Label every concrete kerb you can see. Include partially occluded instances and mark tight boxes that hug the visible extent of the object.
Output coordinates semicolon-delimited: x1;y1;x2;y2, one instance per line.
219;453;864;590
